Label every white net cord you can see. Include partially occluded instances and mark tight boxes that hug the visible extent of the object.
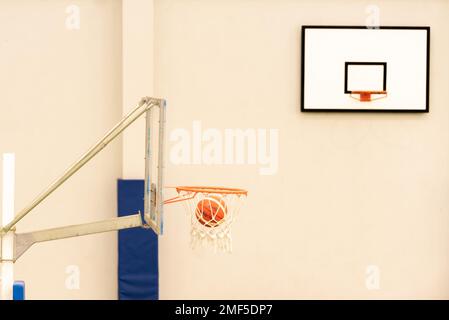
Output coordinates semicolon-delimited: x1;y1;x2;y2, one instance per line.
179;191;246;253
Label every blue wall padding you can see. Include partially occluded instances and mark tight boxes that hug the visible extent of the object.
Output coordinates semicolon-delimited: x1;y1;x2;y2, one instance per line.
117;179;158;300
13;281;25;300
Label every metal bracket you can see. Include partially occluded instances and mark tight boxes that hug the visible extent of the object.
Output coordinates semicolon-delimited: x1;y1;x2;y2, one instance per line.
150;182;157;208
143;183;160;233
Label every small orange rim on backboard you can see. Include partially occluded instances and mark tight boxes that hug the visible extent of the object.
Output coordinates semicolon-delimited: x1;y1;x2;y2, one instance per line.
349;90;387;102
164;186;248;204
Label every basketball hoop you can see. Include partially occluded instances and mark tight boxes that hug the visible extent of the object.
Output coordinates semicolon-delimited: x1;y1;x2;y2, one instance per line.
349;90;387;102
164;186;248;252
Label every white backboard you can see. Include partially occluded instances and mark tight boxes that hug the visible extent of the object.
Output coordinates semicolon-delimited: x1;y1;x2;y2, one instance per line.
144;100;166;235
301;26;430;112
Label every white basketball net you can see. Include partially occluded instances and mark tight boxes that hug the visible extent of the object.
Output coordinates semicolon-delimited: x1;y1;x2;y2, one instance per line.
176;189;247;253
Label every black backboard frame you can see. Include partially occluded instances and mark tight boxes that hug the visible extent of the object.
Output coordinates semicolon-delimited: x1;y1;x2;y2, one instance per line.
301;26;430;113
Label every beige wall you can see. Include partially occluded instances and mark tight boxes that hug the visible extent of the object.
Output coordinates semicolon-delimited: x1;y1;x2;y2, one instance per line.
122;0;154;178
155;0;449;299
0;0;122;299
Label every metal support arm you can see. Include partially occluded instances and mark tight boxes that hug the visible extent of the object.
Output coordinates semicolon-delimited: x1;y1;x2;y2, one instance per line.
11;213;143;262
0;97;164;234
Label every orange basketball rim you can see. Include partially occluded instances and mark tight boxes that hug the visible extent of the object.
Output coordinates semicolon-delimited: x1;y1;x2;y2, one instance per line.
163;186;248;252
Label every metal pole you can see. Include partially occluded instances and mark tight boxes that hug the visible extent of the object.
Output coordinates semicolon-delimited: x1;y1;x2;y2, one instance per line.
0;154;15;300
1;97;163;234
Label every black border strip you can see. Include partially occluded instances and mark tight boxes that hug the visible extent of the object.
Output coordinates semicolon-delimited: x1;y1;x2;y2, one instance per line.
300;26;430;113
1;300;447;318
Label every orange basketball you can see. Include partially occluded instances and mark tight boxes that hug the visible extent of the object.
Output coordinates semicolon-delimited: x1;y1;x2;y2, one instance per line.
195;195;227;228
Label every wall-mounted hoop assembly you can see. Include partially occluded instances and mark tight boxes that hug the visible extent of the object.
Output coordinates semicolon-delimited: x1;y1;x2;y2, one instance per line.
0;97;248;265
